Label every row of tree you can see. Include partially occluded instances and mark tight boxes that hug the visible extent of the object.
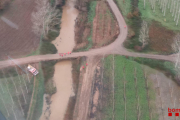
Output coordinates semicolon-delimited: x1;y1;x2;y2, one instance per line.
172;34;180;80
139;20;149;48
144;0;180;25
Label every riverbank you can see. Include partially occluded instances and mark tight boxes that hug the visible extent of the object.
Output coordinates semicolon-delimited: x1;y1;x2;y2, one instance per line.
26;1;64;120
63;58;81;120
40;0;79;119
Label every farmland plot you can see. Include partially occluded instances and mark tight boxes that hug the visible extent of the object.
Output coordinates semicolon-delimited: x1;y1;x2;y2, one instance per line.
102;55;158;120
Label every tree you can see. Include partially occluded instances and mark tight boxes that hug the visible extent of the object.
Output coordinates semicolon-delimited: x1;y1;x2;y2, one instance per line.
31;0;61;39
139;20;149;48
176;8;180;25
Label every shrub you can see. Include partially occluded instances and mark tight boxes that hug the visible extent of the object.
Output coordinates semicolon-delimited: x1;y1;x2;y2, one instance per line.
40;40;57;55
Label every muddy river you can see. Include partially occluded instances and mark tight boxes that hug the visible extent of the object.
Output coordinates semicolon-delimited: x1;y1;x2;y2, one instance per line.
40;0;78;120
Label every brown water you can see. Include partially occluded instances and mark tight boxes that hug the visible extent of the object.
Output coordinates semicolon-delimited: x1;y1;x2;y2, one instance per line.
52;0;78;52
40;0;78;120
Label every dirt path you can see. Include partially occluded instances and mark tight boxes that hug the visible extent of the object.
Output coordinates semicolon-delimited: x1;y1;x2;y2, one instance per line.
74;56;101;120
0;0;177;69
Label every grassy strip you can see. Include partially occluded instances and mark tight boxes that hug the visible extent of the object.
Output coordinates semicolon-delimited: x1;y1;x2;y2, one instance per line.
114;56;125;120
88;1;97;23
27;63;44;120
101;55;114;120
139;0;180;31
124;58;137;120
114;0;132;17
31;64;44;120
27;76;38;120
134;63;150;119
132;57;176;77
85;1;97;51
81;1;97;51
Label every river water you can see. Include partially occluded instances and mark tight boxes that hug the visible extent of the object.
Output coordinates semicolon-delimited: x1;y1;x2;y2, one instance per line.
40;0;78;120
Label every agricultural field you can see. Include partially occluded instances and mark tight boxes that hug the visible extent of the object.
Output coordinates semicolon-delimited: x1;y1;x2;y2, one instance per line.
0;0;40;59
101;55;158;120
0;63;44;120
0;67;33;120
92;1;119;47
74;0;119;51
116;0;180;31
116;0;178;54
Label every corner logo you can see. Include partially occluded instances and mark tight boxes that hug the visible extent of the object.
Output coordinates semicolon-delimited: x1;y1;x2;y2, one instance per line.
168;108;180;116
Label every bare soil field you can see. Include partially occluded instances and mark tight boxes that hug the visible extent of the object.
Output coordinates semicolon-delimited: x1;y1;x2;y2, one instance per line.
0;0;39;59
93;1;119;47
149;22;175;54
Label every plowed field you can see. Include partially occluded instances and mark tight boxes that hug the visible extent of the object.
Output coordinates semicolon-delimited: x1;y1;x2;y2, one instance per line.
0;0;39;59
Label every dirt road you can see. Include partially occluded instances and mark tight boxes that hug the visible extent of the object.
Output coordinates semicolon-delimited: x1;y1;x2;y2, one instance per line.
74;56;100;120
0;0;176;69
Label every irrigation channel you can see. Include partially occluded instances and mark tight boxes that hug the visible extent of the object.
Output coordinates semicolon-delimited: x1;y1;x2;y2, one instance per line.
40;0;79;120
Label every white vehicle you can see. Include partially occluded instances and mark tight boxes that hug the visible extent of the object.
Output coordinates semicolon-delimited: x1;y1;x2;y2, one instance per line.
27;65;39;76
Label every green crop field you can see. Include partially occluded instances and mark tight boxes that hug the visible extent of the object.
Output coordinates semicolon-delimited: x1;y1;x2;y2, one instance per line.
102;55;158;120
0;69;34;120
0;64;44;120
